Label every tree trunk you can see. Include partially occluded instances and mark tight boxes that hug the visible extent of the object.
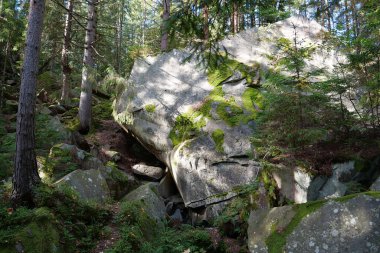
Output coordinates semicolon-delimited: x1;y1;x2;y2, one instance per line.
232;1;238;33
115;0;124;73
12;0;45;207
78;0;97;134
60;0;74;104
344;0;350;39
203;3;209;41
161;0;170;51
142;0;146;46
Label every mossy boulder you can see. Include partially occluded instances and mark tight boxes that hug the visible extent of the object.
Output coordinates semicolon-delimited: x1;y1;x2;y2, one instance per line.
113;16;343;218
247;193;380;253
0;208;62;253
54;169;111;204
122;183;166;222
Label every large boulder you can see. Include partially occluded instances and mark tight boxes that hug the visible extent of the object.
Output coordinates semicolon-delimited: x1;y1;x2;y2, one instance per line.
113;16;342;210
247;193;380;253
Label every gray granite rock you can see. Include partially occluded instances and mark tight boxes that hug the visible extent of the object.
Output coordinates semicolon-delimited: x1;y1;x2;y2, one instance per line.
285;195;380;253
132;164;165;180
272;164;312;204
370;176;380;191
247;194;380;253
54;169;111;203
248;206;296;253
123;183;166;221
113;16;344;213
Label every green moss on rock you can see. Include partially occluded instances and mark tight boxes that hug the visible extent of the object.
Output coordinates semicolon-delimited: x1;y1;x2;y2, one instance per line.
144;104;156;113
211;129;225;153
169;111;206;147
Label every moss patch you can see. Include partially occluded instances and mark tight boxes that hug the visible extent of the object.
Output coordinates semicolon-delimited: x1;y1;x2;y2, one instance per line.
169;111;206;147
265;200;325;253
265;192;380;253
212;129;225;153
144;104;156;113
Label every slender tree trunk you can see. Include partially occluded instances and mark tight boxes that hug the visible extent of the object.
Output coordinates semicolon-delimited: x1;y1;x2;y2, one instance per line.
161;0;170;51
344;0;350;39
60;0;74;104
115;0;124;72
78;0;97;134
142;0;146;46
203;3;209;41
232;1;238;33
12;0;45;207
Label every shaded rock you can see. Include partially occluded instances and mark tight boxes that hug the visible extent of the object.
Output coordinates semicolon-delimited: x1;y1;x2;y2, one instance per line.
169;209;183;223
37;89;49;103
248;206;296;253
122;183;166;221
272;164;312;204
189;201;229;225
158;172;178;198
285;194;380;253
70;131;91;152
12;211;61;253
54;169;110;203
48;104;66;116
132;164;164;181
99;165;138;199
308;161;355;200
4;100;18;114
370;176;380;191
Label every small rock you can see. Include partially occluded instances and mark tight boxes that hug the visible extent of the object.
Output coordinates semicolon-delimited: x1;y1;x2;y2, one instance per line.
48;104;66;115
170;209;183;223
103;150;121;162
132;164;164;181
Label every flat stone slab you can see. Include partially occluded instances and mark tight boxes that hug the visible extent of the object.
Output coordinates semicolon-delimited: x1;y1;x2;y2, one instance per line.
132;164;164;180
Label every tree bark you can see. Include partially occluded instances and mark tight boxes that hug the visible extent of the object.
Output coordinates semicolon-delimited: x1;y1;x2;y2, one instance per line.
78;0;97;134
115;0;124;73
203;2;209;41
160;0;170;51
12;0;45;207
60;0;74;104
232;1;238;33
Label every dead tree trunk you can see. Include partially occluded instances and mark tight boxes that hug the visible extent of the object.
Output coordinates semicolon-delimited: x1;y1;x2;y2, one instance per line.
78;0;97;134
12;0;45;207
60;0;74;104
161;0;170;51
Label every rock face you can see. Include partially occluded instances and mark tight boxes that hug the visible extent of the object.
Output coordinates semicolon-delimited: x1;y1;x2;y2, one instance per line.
272;164;312;204
247;194;380;253
113;16;342;211
220;15;344;73
371;176;380;191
